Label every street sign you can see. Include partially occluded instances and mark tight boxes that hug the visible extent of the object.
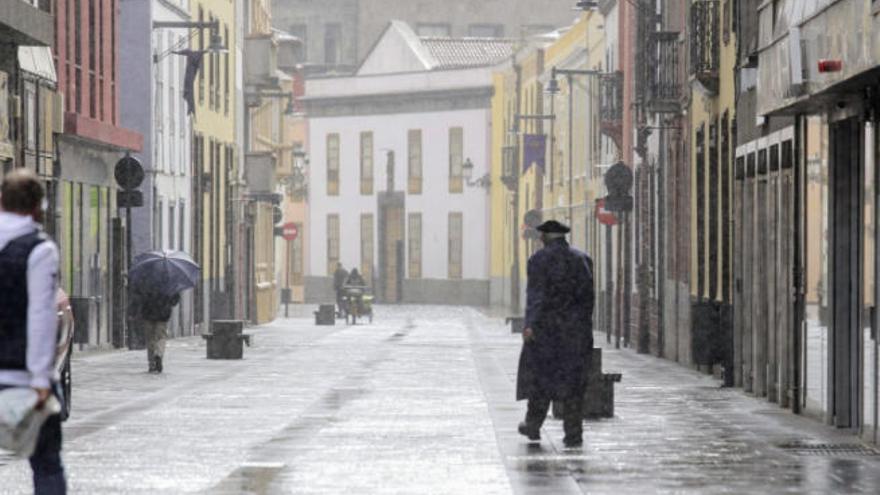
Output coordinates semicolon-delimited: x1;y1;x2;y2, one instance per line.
114;155;144;190
117;190;144;208
596;198;618;226
604;195;633;213
281;222;298;241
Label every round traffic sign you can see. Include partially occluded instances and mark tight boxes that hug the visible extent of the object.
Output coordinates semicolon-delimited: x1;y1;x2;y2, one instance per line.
282;222;298;241
114;155;145;190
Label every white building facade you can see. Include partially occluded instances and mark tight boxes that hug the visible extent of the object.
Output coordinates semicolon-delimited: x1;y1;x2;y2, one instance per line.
119;0;193;335
303;22;510;305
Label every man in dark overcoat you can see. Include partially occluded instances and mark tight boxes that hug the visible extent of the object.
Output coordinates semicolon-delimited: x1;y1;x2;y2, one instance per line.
516;220;595;447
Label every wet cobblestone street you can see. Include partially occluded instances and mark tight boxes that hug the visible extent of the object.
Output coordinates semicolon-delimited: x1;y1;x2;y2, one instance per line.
1;306;878;494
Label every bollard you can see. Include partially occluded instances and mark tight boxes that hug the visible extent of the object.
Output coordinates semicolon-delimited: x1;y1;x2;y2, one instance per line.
506;316;525;334
314;304;336;326
202;320;251;359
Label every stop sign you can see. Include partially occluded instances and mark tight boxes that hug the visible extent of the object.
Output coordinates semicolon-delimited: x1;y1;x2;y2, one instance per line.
281;222;298;241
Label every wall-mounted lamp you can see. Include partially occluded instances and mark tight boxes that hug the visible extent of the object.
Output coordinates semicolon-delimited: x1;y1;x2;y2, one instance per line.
462;158;491;190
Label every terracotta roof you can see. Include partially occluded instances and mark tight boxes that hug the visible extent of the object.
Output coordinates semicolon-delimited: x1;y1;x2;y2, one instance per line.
419;37;515;69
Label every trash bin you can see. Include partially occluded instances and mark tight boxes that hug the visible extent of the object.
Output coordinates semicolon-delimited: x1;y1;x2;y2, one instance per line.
69;296;96;345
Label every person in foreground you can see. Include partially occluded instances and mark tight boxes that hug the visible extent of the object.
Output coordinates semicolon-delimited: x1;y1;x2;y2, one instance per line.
0;169;67;493
516;219;595;448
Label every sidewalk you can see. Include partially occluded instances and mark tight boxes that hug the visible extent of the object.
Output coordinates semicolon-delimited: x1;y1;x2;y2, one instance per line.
469;313;880;494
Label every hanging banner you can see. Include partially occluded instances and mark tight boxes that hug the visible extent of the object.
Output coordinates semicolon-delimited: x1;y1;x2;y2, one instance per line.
522;134;546;173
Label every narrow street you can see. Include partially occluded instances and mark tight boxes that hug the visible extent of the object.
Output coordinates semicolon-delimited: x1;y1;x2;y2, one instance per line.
1;306;878;494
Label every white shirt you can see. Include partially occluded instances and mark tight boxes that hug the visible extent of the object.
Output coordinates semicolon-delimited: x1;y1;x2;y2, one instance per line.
0;211;60;389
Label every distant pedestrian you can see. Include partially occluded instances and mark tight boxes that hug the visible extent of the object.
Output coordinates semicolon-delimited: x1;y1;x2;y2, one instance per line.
333;263;349;316
0;169;67;493
132;289;180;373
516;220;595;448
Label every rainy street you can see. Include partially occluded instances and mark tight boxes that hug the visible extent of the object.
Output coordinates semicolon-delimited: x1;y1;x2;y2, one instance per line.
0;306;877;494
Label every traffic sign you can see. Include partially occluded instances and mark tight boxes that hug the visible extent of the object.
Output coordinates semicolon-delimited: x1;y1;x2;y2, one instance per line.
281;222;299;241
117;190;144;208
114;155;144;190
595;198;618;226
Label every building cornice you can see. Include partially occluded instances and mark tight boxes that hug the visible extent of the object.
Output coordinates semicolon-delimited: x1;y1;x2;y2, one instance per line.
303;87;494;118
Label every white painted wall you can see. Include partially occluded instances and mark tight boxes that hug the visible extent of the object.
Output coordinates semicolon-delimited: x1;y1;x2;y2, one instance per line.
308;108;491;282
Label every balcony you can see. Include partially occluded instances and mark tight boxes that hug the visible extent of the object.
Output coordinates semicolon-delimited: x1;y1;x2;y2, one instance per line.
600;71;623;150
244;35;279;88
690;0;720;93
646;31;681;114
246;151;277;194
0;0;54;46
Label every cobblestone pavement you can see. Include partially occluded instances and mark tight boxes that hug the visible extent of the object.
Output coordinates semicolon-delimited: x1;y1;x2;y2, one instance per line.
1;306;878;494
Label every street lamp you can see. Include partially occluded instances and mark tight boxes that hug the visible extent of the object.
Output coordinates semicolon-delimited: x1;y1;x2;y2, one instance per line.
462;158;490;190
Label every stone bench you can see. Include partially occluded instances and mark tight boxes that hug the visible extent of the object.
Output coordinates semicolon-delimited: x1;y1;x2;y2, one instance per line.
202;320;251;360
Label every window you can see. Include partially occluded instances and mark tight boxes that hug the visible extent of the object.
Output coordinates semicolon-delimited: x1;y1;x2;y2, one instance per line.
417;23;451;37
408;213;422;279
361;214;374;283
696;124;705;297
468;24;504;38
449;127;464;193
360;131;373;195
324;23;342;65
408;129;422;194
291;222;304;285
169;204;176;250
290;24;308;62
224;25;230;114
327;214;339;275
327;133;340;195
448;213;463;279
198;7;204;104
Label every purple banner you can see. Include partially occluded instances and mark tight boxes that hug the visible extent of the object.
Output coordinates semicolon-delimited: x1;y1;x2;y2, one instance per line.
522;134;546;173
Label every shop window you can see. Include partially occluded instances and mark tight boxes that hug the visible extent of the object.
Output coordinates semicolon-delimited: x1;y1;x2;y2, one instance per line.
327;133;340;196
361;214;374;283
408;129;422;194
409;213;422;279
448;212;463;279
449;127;463;193
327;214;339;275
360;131;373;195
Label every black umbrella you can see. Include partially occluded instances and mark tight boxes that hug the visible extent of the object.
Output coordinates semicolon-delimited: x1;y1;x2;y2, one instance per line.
128;250;200;297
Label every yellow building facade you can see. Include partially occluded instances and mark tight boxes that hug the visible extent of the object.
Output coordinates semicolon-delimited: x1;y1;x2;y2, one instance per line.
190;0;238;326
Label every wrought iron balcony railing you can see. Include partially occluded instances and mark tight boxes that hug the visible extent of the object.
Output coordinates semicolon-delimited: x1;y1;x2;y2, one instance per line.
690;0;721;93
600;71;623;150
647;31;681;113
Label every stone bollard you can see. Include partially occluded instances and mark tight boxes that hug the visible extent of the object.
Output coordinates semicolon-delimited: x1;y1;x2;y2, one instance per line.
202;320;251;359
553;347;622;419
506;316;525;334
314;304;336;326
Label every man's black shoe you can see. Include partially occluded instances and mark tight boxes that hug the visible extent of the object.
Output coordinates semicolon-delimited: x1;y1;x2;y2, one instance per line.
518;422;540;441
154;356;163;374
563;436;583;448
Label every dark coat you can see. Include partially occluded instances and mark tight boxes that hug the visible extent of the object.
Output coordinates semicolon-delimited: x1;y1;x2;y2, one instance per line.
516;238;595;401
333;268;349;291
135;291;180;323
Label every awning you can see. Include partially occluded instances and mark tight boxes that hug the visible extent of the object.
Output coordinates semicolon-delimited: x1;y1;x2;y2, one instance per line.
18;46;57;83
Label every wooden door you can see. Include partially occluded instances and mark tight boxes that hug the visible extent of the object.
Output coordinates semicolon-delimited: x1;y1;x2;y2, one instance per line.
382;206;404;302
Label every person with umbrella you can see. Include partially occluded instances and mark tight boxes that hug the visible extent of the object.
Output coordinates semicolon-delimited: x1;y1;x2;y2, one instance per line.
128;251;200;373
516;220;594;448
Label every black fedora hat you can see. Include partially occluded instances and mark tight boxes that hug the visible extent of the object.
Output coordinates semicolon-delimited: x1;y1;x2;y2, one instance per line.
536;220;570;234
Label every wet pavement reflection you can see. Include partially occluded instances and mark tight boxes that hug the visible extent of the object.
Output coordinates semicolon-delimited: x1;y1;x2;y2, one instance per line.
0;306;878;494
